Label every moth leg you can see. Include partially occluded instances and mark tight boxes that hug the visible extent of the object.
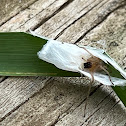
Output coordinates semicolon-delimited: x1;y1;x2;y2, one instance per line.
100;66;114;86
84;72;94;117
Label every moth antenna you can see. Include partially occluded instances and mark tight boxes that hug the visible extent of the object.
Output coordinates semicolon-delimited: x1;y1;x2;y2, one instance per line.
100;66;114;86
84;72;94;117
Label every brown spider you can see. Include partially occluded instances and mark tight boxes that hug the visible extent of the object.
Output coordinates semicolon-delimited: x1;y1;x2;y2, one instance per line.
81;47;114;117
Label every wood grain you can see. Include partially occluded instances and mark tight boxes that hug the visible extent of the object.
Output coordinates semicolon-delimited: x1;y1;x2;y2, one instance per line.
0;0;126;125
0;0;38;26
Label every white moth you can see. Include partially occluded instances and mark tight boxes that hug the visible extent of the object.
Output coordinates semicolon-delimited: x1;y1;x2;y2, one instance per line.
30;31;126;86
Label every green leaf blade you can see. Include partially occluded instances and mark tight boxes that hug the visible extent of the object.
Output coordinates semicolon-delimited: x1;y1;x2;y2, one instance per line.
0;32;126;107
112;86;126;106
0;32;80;77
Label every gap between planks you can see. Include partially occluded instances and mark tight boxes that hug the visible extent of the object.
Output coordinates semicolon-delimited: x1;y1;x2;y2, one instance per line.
0;0;39;27
0;0;125;124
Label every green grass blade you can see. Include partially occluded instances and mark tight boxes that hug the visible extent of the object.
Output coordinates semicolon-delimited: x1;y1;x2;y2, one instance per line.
0;32;80;77
0;32;125;107
105;55;126;107
112;86;126;106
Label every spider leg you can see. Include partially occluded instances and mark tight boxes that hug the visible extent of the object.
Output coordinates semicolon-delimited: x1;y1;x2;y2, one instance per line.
100;66;114;86
84;72;94;117
82;47;94;57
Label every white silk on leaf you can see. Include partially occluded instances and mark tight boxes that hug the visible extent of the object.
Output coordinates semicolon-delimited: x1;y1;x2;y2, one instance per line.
37;40;90;72
30;31;126;86
83;46;126;79
79;70;126;86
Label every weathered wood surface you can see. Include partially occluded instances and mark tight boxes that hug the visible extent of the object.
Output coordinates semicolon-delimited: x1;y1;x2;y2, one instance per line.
0;0;126;125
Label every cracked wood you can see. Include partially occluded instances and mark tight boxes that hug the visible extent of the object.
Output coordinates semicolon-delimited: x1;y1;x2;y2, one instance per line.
0;0;126;126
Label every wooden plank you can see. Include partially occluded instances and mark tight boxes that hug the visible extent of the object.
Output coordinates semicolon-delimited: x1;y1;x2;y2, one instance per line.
0;80;125;126
72;4;126;126
29;1;126;125
0;76;52;121
0;0;40;98
35;0;105;38
55;86;126;126
0;79;99;126
0;0;126;125
57;0;126;43
0;0;69;121
69;4;126;126
80;4;126;67
0;0;38;26
0;0;69;31
35;0;126;42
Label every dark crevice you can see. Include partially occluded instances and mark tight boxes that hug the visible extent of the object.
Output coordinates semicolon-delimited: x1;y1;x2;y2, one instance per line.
0;0;39;27
17;0;56;30
53;84;117;126
76;84;102;109
46;87;74;126
54;1;126;42
30;77;53;99
50;115;60;126
84;97;120;123
89;84;102;96
94;100;120;126
109;100;120;109
31;0;74;31
75;3;126;43
54;1;101;40
96;91;113;107
0;76;8;83
0;77;53;122
0;0;125;124
49;102;74;125
0;98;29;122
53;84;102;125
84;106;102;123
